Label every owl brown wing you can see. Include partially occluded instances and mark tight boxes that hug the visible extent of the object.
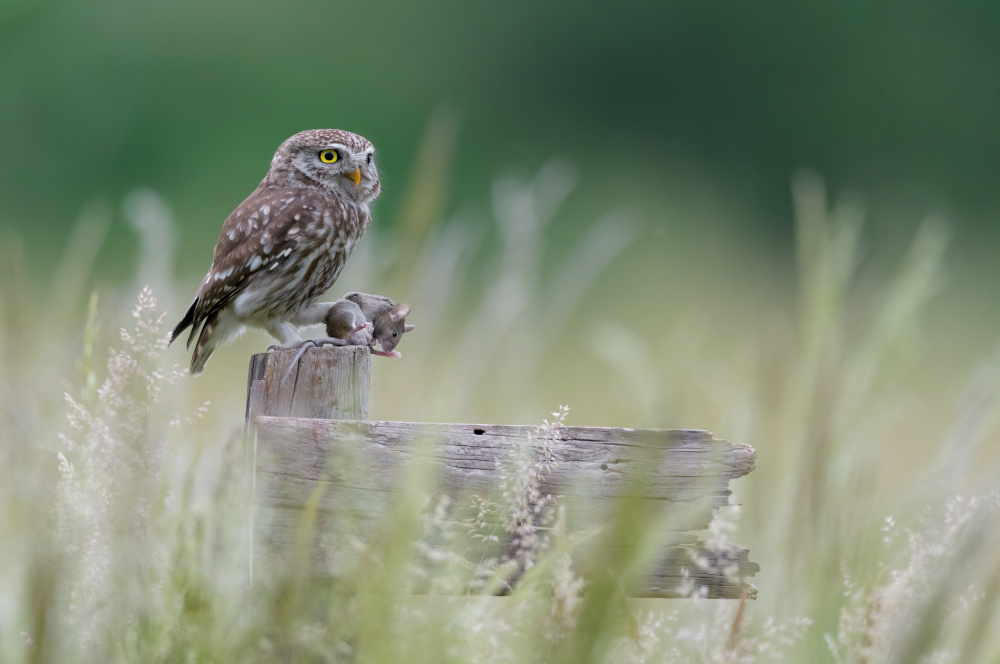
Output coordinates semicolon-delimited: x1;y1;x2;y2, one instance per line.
170;186;326;347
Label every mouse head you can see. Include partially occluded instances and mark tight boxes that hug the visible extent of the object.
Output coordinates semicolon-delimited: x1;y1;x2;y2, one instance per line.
370;302;414;353
343;292;415;354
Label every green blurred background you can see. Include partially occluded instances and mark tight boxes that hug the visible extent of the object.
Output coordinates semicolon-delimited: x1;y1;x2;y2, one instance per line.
3;0;999;422
4;0;1000;269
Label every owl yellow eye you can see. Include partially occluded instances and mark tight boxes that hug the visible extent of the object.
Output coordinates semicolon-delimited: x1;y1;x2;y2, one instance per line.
319;150;339;164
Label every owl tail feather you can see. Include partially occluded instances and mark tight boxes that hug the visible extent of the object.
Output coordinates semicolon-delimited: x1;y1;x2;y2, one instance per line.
169;298;199;349
189;312;219;376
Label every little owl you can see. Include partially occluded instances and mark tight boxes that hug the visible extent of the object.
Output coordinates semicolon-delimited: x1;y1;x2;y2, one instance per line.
169;129;381;375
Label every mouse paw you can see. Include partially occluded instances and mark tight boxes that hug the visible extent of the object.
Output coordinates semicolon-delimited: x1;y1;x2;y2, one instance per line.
348;323;374;346
372;349;402;358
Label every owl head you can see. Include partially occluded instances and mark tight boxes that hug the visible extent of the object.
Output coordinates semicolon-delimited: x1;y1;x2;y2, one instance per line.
268;129;381;204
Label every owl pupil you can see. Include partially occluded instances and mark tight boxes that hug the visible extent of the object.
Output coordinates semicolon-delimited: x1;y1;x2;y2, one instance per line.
367;153;372;164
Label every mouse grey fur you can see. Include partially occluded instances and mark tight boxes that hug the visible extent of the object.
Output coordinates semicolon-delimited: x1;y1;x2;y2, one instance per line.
343;292;414;358
322;299;375;346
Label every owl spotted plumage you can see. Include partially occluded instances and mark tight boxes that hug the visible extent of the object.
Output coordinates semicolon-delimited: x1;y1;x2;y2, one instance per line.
170;129;381;375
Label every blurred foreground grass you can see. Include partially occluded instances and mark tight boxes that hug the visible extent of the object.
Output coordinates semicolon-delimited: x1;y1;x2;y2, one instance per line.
1;160;999;662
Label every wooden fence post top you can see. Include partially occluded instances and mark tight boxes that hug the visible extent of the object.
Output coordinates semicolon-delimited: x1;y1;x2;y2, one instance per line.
245;345;371;425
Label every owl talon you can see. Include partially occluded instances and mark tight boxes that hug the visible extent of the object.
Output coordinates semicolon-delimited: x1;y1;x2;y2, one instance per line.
269;340;312;352
282;340;325;380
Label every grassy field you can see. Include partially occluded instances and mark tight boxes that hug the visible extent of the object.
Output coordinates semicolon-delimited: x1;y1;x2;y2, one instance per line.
1;159;999;663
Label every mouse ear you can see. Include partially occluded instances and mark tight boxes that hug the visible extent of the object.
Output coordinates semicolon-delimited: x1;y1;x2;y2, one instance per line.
391;303;411;322
404;324;415;333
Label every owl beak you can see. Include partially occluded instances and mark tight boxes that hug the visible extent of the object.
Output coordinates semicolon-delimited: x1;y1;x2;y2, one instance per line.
346;167;362;186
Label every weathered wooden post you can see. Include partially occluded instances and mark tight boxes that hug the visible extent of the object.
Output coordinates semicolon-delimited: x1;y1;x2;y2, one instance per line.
244;345;370;583
245;345;370;423
245;345;759;598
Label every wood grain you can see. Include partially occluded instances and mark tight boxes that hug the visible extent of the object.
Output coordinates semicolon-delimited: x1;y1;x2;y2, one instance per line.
251;416;758;598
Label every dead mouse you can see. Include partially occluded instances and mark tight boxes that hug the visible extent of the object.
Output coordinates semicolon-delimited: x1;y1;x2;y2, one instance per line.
322;298;375;347
343;292;414;358
283;294;414;379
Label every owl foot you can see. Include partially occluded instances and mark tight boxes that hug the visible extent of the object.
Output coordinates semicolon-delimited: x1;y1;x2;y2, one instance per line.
282;337;354;380
268;341;307;353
